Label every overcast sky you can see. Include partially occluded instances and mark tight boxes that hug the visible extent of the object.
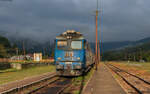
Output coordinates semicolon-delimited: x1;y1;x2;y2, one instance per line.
0;0;150;42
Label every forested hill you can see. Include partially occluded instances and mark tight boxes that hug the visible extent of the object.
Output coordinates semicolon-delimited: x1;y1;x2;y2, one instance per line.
0;35;12;57
1;34;150;58
0;35;11;48
103;42;150;61
90;37;150;52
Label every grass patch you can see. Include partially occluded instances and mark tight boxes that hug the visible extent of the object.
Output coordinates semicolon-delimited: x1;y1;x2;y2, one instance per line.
114;74;120;79
113;62;150;69
71;67;95;94
109;61;150;74
0;68;18;73
0;65;55;85
73;90;80;94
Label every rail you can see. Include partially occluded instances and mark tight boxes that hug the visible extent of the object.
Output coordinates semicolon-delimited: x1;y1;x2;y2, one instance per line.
106;63;150;94
1;73;57;94
31;78;73;94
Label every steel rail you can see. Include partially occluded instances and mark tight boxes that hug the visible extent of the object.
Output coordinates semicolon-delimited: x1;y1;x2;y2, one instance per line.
32;78;72;94
27;78;60;94
27;65;93;94
105;63;142;94
1;73;57;94
109;64;150;85
56;79;73;94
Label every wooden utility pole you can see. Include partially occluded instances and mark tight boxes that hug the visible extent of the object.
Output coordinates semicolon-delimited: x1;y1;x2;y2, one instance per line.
23;41;26;56
16;48;18;55
99;0;102;62
98;40;100;62
95;0;99;70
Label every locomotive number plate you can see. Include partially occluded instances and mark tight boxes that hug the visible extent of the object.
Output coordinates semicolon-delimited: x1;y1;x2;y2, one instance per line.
66;62;72;64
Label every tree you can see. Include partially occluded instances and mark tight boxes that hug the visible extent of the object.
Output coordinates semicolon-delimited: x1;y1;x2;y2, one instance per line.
0;44;7;57
0;36;11;48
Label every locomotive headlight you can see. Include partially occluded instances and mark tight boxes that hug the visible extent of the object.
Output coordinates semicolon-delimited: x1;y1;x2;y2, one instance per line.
77;57;80;60
57;57;61;60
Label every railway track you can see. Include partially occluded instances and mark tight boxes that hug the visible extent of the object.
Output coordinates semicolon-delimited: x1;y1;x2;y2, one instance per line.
106;63;150;94
32;78;72;94
1;64;93;94
1;73;58;94
1;74;72;94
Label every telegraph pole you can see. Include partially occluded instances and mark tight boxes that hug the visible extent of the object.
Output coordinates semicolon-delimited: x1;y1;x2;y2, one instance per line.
23;41;26;56
95;0;99;70
16;48;18;55
98;40;100;62
99;0;102;62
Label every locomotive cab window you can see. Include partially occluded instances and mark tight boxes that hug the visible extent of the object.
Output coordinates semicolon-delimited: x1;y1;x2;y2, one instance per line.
71;41;82;49
57;41;67;49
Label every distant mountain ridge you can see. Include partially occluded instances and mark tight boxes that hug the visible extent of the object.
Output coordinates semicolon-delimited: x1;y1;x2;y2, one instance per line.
1;33;150;55
90;37;150;52
103;40;150;61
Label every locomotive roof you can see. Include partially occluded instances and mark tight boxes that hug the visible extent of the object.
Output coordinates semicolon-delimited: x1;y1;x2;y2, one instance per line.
56;30;84;40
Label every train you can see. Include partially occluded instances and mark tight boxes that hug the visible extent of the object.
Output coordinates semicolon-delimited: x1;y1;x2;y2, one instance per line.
54;30;95;76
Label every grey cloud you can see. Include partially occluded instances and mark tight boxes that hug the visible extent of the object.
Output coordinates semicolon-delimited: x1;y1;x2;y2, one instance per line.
0;0;150;42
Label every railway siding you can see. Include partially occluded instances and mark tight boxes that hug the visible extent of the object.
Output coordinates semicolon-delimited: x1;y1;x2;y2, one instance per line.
109;62;150;85
0;65;55;85
0;72;56;94
106;62;150;94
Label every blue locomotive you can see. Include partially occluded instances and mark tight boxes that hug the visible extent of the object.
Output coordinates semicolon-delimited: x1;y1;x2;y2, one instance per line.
54;30;94;76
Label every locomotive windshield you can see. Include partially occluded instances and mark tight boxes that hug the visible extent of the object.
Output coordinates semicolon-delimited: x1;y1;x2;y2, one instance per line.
57;41;67;49
71;41;82;49
57;40;82;49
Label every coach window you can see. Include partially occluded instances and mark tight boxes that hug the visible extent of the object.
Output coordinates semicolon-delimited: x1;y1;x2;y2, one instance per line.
71;41;82;49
